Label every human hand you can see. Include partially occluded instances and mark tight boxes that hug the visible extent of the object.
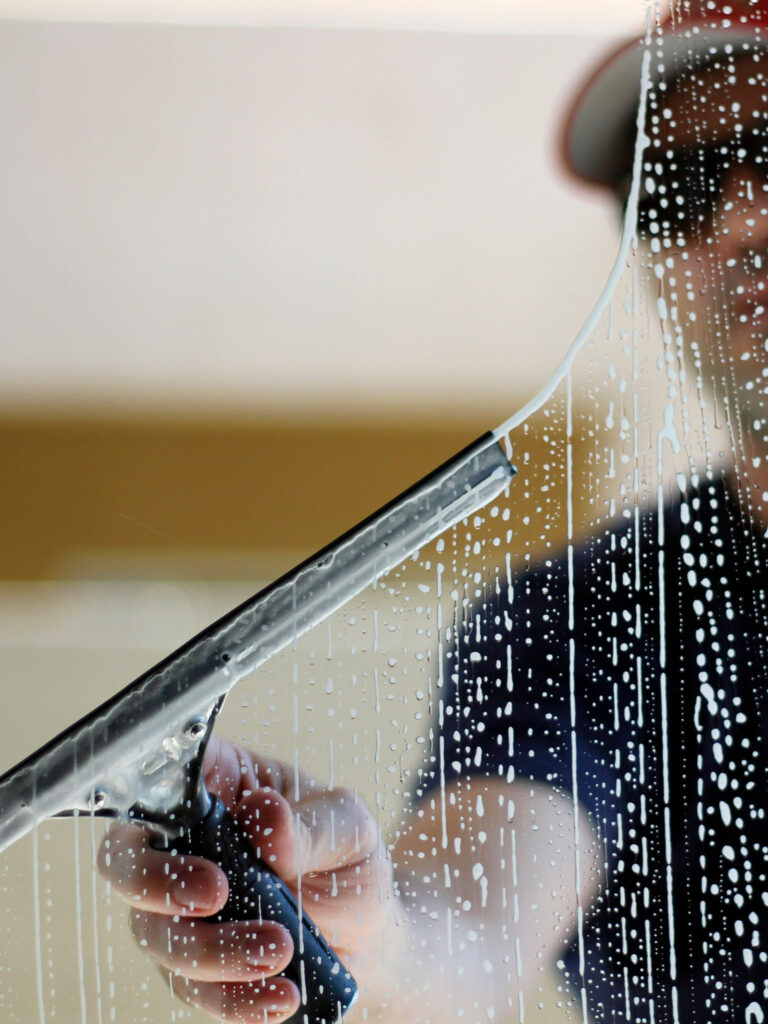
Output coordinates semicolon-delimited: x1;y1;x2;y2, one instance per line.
97;735;394;1023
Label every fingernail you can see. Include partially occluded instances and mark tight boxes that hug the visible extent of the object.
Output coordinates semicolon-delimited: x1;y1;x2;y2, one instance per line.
244;924;291;967
245;941;282;968
262;981;297;1013
170;870;219;911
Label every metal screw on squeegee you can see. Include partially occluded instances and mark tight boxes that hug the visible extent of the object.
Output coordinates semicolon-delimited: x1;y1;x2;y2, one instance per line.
184;718;208;742
89;788;108;812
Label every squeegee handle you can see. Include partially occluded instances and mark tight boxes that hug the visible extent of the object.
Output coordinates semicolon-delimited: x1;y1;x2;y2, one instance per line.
169;796;357;1024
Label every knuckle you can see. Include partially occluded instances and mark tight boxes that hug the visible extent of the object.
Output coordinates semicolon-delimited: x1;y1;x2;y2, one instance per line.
128;910;149;947
98;833;141;888
138;912;174;957
264;926;294;972
170;972;216;1013
331;785;359;808
332;788;378;849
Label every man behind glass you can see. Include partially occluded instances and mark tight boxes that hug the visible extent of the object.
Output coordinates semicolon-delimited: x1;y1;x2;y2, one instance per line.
99;3;768;1022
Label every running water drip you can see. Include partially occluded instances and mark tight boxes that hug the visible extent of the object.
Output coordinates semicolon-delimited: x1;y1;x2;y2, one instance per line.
32;823;46;1024
73;813;88;1024
491;47;652;443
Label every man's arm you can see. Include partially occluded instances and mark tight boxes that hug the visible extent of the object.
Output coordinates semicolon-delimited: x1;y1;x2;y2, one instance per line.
98;739;600;1023
370;776;601;1020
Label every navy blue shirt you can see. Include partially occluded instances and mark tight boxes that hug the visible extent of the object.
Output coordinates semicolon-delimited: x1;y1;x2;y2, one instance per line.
422;475;768;1022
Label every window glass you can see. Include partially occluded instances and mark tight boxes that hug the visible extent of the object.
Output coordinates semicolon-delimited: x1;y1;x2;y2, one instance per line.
2;5;768;1024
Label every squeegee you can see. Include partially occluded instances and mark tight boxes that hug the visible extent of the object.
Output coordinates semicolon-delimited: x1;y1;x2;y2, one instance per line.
0;432;513;1024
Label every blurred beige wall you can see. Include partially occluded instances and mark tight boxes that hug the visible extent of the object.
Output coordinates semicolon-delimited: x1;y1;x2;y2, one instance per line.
0;18;628;581
0;20;619;418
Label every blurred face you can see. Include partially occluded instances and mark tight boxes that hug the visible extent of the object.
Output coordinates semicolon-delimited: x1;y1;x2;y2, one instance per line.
674;159;768;427
646;52;768;432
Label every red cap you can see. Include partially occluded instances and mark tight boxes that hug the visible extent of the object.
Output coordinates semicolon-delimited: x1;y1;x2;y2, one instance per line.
561;0;768;190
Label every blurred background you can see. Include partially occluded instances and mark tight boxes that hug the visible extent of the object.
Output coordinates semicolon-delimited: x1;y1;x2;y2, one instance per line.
0;2;646;1021
0;0;641;586
0;0;646;752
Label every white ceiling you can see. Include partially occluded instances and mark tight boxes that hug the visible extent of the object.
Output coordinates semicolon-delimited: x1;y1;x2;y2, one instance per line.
0;0;647;34
0;20;632;419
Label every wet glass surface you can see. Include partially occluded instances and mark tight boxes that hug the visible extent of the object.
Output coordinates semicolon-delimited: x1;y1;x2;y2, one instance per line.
2;5;768;1023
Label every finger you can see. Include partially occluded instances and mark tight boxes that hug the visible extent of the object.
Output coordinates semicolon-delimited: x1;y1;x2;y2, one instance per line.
98;822;228;916
131;913;293;983
235;785;380;879
293;787;380;874
203;737;324;807
169;973;301;1024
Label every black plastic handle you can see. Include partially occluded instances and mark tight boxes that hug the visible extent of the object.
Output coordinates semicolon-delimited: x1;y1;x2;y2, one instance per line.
161;796;357;1024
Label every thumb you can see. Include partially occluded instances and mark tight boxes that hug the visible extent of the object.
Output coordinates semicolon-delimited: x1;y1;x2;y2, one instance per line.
234;788;299;881
234;787;377;882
